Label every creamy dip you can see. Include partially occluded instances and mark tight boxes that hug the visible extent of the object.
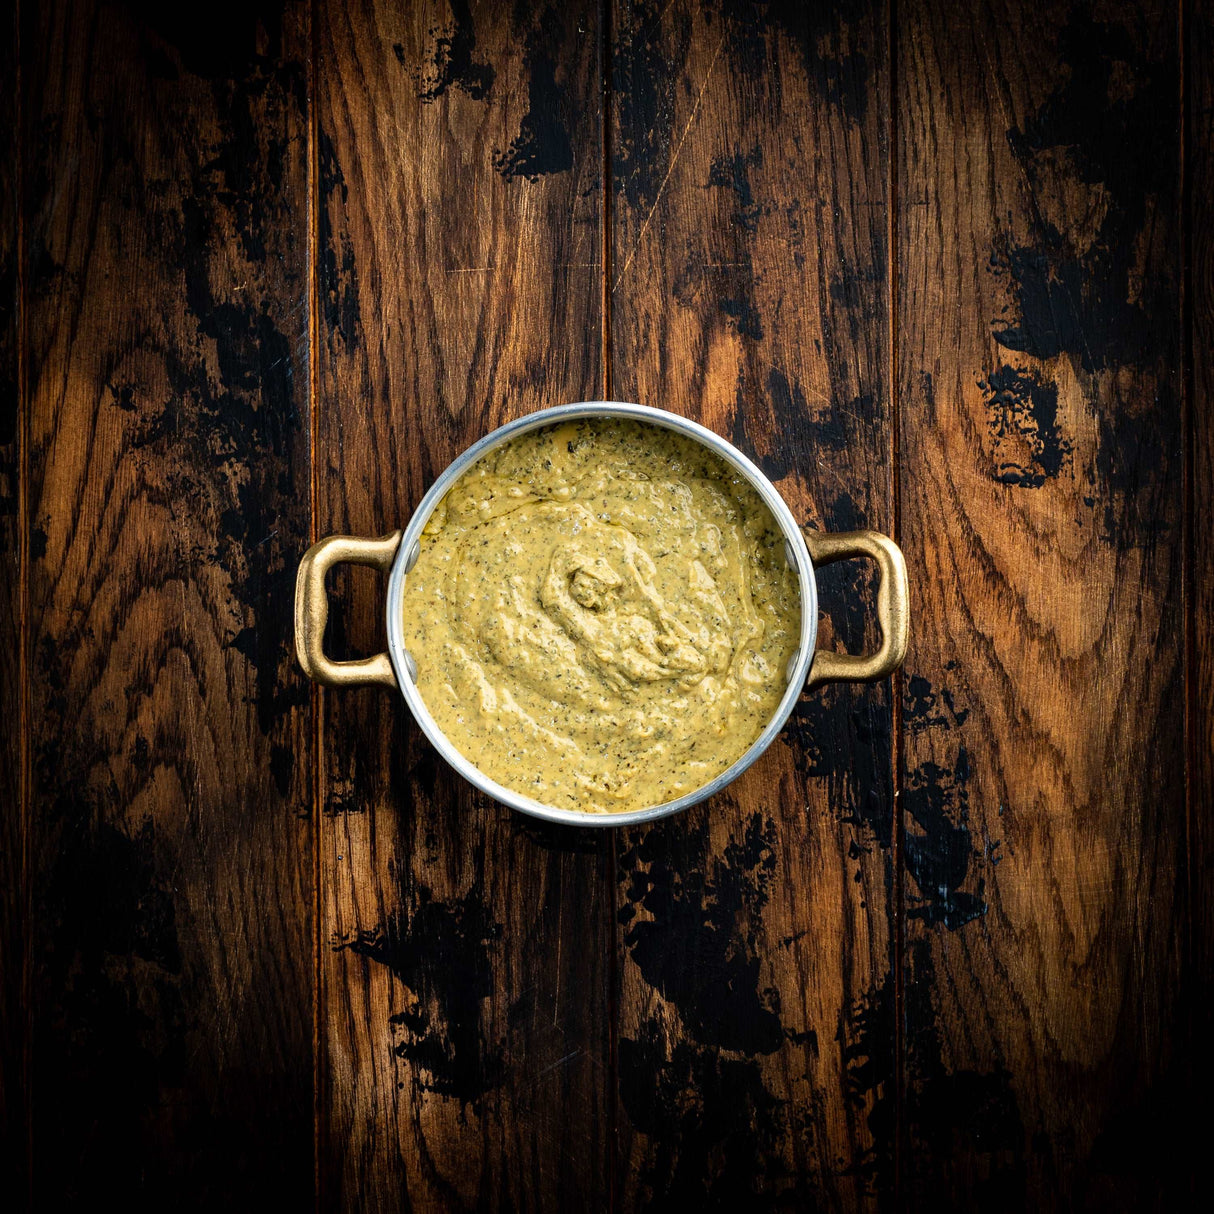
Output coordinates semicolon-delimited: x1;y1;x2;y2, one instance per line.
400;418;801;813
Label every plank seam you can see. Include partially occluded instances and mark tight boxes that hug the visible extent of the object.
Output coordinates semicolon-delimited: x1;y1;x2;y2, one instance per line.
601;3;620;1210
1179;0;1195;1184
17;0;31;1203
602;0;613;405
888;0;906;1209
307;0;323;1208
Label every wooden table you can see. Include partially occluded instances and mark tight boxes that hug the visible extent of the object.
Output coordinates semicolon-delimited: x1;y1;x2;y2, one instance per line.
3;1;1210;1209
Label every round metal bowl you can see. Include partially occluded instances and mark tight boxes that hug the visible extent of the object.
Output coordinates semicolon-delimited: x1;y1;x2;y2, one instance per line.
295;401;908;827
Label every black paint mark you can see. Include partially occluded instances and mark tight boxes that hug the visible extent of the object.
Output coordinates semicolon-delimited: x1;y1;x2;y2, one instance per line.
612;0;693;213
335;886;505;1105
992;11;1176;375
108;29;312;739
694;1;871;125
618;813;789;1055
904;940;1026;1206
842;941;1026;1206
706;147;764;233
414;0;495;103
829;256;884;345
822;487;864;532
904;747;989;931
730;368;867;483
327;737;438;817
167;262;307;735
619;1017;812;1209
1090;379;1175;544
839;969;896;1196
901;676;994;930
785;680;894;859
801;492;879;684
31;10;310;759
515;813;610;855
758;1;870;123
318;130;360;352
110;382;137;411
269;743;293;798
130;734;152;773
718;294;764;340
700;146;764;338
818;50;870;123
904;674;969;734
616;1;875;357
980;364;1071;488
493;16;573;181
764;367;816;457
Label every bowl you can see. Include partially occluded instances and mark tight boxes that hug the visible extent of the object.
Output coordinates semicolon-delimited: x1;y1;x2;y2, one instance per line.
295;401;908;827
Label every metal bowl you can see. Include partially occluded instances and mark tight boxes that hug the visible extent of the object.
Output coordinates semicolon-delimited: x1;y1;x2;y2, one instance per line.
295;402;908;827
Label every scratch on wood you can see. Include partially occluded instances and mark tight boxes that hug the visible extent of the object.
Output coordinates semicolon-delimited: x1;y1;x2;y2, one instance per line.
613;34;726;293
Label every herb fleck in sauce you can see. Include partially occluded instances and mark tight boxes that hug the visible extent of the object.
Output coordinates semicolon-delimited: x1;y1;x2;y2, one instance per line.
401;418;801;813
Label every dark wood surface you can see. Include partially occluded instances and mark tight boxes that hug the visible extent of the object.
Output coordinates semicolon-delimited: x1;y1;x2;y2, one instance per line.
315;3;608;1208
898;2;1188;1207
20;1;314;1203
1;0;23;1200
608;3;895;1207
1190;2;1214;1207
4;1;1210;1209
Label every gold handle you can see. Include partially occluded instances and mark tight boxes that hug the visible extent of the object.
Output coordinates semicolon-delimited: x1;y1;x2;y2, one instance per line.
294;532;403;688
804;529;909;688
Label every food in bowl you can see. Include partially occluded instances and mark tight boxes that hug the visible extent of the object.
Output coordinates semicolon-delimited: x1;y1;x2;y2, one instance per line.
399;417;801;813
296;400;909;826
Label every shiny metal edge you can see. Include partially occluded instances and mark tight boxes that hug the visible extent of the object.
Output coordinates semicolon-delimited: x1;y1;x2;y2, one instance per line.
384;401;819;828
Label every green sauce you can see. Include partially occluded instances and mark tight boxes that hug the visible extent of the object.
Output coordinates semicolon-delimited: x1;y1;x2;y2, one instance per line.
401;418;801;813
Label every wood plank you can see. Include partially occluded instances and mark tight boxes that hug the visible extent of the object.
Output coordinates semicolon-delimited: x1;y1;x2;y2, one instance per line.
23;2;314;1203
897;1;1186;1205
1189;0;1214;1194
1;0;26;1200
609;2;895;1206
313;2;609;1208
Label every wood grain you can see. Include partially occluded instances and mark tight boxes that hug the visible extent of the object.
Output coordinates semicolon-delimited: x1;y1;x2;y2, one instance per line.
608;2;895;1207
23;1;314;1203
1189;0;1214;1188
313;2;609;1208
1;0;26;1200
896;1;1187;1206
6;0;1208;1206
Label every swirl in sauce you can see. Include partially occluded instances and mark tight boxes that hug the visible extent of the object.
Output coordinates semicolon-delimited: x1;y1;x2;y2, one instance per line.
400;418;801;813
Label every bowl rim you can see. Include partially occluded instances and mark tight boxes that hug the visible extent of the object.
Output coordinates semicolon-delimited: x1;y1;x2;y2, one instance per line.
384;401;820;827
